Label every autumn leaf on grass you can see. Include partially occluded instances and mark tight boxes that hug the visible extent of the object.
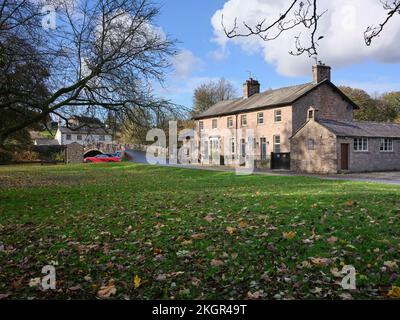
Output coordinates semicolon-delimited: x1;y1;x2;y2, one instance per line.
330;268;343;278
204;214;214;223
384;261;398;270
97;281;117;298
210;259;224;267
311;257;331;267
133;275;142;288
344;200;357;207
153;248;162;255
191;233;206;240
238;221;248;228
388;286;400;298
29;278;41;288
327;236;338;245
282;231;296;240
226;227;237;235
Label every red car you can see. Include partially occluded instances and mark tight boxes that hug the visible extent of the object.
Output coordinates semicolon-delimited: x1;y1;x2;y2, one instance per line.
84;154;121;163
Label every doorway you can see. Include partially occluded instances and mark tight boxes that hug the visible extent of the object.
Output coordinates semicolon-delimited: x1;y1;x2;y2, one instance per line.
340;143;349;170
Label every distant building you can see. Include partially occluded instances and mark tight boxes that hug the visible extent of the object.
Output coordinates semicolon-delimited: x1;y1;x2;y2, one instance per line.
55;126;112;146
55;115;112;146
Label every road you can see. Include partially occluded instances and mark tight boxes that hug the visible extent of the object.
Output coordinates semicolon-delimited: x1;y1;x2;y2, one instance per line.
124;150;400;185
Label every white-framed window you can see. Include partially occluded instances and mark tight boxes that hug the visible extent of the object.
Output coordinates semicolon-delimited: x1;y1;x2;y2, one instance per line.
273;135;281;153
227;117;233;128
212;119;218;129
308;110;315;120
308;139;315;150
353;138;368;152
66;134;71;140
99;135;105;141
77;135;82;141
240;115;247;127
199;121;204;131
257;112;264;125
274;110;282;122
380;138;393;152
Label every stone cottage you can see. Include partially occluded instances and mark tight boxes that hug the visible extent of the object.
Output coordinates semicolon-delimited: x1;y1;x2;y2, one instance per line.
193;63;400;173
291;108;400;173
193;63;358;169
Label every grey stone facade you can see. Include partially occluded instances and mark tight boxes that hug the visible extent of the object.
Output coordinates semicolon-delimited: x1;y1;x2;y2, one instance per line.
65;142;84;164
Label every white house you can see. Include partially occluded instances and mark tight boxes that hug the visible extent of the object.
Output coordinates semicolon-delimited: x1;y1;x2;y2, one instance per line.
55;126;113;146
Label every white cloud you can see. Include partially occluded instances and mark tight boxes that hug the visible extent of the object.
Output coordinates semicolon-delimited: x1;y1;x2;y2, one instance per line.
211;0;400;77
171;49;203;78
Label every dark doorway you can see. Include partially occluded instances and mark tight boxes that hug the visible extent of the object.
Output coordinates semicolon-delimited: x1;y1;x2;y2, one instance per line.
340;144;349;170
271;152;290;170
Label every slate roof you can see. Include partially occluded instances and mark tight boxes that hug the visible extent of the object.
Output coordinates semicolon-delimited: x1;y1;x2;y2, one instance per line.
34;138;59;146
58;126;111;135
318;119;400;138
193;80;359;120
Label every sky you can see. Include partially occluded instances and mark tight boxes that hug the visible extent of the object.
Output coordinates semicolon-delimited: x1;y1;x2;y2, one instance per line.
154;0;400;109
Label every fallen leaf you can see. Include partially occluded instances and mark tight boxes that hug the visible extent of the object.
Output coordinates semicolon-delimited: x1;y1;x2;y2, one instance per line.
247;291;261;299
311;257;331;267
210;259;224;267
282;231;296;240
388;286;400;298
344;200;356;207
133;275;142;288
330;268;342;278
97;281;117;298
204;215;214;223
69;284;82;291
191;233;206;240
327;236;338;245
29;278;41;288
339;293;353;300
191;277;201;287
155;274;167;281
239;221;247;228
384;261;398;270
226;227;237;235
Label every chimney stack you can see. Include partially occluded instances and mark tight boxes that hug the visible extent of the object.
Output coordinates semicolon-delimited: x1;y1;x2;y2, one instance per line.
243;78;260;98
312;62;331;84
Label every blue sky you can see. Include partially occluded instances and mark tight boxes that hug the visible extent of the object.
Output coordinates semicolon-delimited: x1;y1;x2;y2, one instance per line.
154;0;400;109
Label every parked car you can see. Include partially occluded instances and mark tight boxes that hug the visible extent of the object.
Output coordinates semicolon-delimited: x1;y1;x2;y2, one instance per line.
84;154;121;163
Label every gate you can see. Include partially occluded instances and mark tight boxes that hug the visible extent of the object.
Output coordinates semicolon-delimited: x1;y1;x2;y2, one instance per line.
271;152;290;170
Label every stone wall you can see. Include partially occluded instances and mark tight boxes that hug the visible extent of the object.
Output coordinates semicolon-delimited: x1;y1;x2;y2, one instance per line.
337;137;400;172
292;82;354;133
291;120;338;174
65;142;84;164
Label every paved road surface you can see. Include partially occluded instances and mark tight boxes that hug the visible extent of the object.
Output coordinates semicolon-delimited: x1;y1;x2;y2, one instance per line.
124;150;400;185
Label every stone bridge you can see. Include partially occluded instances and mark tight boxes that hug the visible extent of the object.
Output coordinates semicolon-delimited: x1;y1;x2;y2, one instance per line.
83;142;139;157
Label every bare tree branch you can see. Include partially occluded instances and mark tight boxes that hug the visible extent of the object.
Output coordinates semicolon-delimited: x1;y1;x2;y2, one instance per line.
364;0;400;45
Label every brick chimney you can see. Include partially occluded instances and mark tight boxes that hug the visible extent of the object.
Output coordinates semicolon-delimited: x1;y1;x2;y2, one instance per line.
312;63;331;84
243;78;260;98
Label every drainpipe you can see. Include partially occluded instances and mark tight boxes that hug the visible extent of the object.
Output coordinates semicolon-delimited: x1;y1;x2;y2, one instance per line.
235;114;238;165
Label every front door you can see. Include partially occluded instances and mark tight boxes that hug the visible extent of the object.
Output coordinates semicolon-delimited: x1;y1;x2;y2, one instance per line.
260;138;267;161
340;143;349;170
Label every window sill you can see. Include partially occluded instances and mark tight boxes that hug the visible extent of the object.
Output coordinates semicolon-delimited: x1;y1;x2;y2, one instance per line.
380;150;394;153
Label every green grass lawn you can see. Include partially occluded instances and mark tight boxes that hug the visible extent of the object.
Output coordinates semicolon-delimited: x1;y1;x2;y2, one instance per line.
0;163;400;300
